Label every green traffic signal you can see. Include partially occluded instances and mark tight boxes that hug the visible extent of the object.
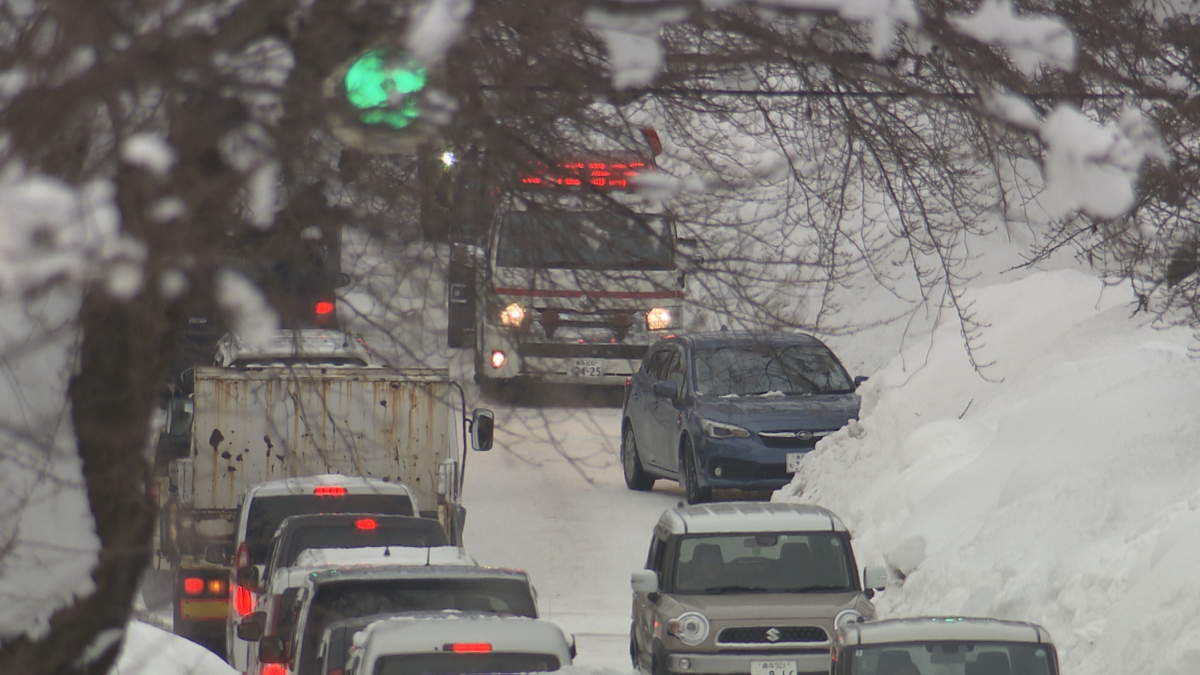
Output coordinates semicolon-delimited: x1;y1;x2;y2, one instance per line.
343;49;427;129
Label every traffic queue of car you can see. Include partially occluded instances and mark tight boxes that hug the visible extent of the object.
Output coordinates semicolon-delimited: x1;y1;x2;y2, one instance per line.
216;474;574;675
622;332;1062;675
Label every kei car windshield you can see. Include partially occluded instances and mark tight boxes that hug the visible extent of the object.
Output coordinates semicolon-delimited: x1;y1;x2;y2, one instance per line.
843;642;1057;675
494;208;673;270
671;532;856;594
692;344;854;397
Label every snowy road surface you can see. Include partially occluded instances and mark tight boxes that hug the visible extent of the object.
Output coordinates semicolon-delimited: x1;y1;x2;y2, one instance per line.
460;396;679;673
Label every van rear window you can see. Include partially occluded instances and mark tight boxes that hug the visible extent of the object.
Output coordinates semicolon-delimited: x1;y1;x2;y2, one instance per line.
245;494;414;562
374;652;561;675
282;521;448;567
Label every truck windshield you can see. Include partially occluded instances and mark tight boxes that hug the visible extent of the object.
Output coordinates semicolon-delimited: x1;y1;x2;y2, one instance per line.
245;494;415;563
374;652;561;675
298;578;538;675
694;344;855;397
494;208;674;270
843;642;1057;675
672;532;856;594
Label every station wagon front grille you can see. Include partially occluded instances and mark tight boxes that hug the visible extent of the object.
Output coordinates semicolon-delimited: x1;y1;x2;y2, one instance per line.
716;626;828;646
757;430;835;449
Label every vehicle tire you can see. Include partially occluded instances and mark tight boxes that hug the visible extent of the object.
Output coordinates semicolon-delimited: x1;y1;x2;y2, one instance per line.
682;439;712;504
622;426;655;491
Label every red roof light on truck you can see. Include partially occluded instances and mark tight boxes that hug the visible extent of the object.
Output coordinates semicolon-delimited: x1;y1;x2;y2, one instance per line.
448;643;493;653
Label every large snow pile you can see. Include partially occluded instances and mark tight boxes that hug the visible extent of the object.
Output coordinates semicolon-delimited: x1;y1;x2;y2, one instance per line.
778;269;1200;675
110;621;235;675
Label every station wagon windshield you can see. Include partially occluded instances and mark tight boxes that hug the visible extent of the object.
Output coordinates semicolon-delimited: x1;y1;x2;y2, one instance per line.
672;532;856;594
495;208;673;270
693;344;854;397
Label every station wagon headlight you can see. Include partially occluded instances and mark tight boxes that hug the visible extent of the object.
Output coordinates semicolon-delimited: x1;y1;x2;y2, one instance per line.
500;303;527;327
646;307;673;331
668;611;710;645
700;418;750;439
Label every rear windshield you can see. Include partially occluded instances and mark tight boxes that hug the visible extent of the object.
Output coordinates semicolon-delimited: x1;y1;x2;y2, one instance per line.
298;578;537;675
844;642;1057;675
281;521;449;568
373;652;561;675
245;494;414;563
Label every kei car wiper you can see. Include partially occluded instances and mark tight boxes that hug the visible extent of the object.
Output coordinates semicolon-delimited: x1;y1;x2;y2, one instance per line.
779;585;851;593
703;585;760;594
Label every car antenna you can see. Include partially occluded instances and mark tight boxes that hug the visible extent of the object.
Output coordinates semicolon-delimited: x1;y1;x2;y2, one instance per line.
426;547;432;566
383;526;391;557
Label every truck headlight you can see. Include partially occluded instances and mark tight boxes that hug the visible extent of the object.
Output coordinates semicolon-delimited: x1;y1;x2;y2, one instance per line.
646;307;673;331
700;418;750;439
500;303;527;327
667;612;710;645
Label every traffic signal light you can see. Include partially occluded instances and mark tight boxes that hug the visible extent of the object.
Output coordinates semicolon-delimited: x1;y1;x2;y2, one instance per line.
343;48;427;129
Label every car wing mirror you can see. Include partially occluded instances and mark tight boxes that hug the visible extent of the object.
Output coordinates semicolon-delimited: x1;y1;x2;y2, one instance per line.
471;409;494;451
863;565;887;593
237;611;267;642
652;380;679;399
236;564;261;592
853;375;869;387
631;569;659;594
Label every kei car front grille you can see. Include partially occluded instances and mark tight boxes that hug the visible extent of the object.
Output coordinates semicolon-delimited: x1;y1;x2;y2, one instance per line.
757;429;836;449
716;626;829;646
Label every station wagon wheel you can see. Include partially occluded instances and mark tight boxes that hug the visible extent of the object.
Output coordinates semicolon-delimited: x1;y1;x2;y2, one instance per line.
682;439;711;504
622;426;655;491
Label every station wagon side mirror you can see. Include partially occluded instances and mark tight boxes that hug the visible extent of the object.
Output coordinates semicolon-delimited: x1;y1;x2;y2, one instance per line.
853;375;869;387
236;565;261;593
237;611;266;642
652;381;679;400
259;636;289;664
631;569;659;594
471;409;494;451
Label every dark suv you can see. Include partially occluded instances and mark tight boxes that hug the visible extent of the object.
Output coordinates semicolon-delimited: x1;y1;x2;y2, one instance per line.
621;332;863;502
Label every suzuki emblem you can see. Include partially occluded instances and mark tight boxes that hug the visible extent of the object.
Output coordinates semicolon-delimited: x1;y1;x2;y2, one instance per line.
765;628;781;643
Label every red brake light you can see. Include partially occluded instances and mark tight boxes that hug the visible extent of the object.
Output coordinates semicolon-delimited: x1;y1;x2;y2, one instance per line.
355;518;377;531
183;577;204;595
315;300;335;315
313;486;347;496
235;585;255;617
262;664;288;675
448;643;492;653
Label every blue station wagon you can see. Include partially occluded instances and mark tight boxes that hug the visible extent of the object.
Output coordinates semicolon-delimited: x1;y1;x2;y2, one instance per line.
620;332;863;502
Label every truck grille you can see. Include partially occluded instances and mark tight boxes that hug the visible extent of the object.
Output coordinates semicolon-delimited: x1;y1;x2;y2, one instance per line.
518;343;649;360
716;626;828;646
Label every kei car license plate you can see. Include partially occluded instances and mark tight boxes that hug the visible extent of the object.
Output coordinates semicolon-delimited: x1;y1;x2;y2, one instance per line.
570;358;604;377
786;452;806;473
751;660;798;675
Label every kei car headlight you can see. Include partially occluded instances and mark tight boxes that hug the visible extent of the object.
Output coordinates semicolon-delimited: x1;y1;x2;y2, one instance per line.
834;609;864;631
500;303;527;327
646;307;673;331
700;418;750;439
668;612;710;646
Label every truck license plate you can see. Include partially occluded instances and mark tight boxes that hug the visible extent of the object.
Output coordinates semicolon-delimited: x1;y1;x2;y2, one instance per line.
786;452;806;473
570;359;604;378
751;660;797;675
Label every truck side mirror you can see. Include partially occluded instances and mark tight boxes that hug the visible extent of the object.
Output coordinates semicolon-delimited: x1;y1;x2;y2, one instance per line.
471;409;494;451
631;569;659;594
259;636;289;664
237;611;267;641
166;397;194;437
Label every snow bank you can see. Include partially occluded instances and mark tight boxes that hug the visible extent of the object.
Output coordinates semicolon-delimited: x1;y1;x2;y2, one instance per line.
110;621;235;675
778;269;1200;675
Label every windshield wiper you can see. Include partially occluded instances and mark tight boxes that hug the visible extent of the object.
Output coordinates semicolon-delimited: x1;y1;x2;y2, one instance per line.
778;585;852;593
703;585;761;594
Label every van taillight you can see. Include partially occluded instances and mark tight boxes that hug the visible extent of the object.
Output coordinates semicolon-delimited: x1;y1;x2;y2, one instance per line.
313;486;347;496
448;643;492;653
355;518;377;530
235;585;254;617
262;664;288;675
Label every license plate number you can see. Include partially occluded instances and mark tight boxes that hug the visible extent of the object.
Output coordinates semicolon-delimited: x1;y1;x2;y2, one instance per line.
751;660;797;675
570;359;604;378
786;452;806;473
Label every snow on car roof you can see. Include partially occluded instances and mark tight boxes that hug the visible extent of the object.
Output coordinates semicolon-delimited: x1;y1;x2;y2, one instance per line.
245;474;416;499
658;501;847;535
356;614;573;661
269;546;477;592
839;617;1055;646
